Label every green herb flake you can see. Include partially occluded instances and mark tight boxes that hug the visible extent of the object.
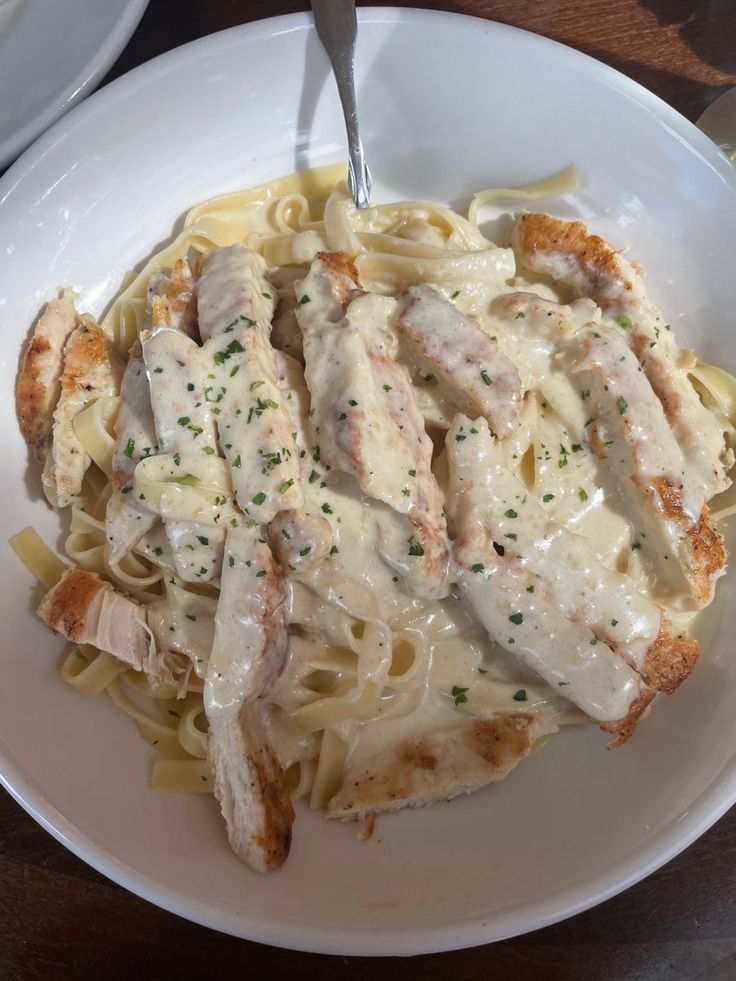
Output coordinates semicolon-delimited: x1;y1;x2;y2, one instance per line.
173;473;199;487
451;685;469;705
123;438;135;459
299;546;312;557
513;689;528;702
578;488;589;502
480;369;493;386
252;492;266;505
615;315;633;329
471;563;484;573
298;294;311;306
232;454;242;468
618;396;628;415
279;479;294;494
505;509;518;519
321;502;333;514
508;612;523;625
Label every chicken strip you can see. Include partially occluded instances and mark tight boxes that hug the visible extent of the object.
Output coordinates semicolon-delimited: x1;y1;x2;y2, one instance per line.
105;345;158;564
449;414;698;692
147;258;199;339
197;245;301;520
397;284;522;436
16;289;78;466
142;326;224;582
512;212;732;500
206;524;294;872
43;316;123;508
327;715;557;819
197;244;275;342
38;567;152;673
574;325;725;608
446;418;654;743
296;252;450;599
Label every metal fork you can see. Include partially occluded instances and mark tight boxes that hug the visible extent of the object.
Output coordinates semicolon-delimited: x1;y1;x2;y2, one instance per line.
310;0;372;209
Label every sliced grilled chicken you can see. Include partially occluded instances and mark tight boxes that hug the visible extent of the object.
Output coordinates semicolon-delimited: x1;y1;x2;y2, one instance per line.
445;417;654;743
449;414;698;693
147;258;199;339
512;212;733;500
207;525;289;716
105;345;158;564
142;326;224;582
196;245;301;520
206;524;293;872
38;567;152;673
574;325;725;608
207;705;294;872
43;316;123;508
327;714;557;819
202;327;302;520
197;244;275;342
296;252;450;599
397;285;522;436
16;289;78;466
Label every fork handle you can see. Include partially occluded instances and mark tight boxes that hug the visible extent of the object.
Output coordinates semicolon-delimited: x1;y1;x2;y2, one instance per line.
311;0;371;208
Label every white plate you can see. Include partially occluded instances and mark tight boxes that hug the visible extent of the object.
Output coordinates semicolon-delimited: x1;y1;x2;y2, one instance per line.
0;0;149;169
1;8;736;957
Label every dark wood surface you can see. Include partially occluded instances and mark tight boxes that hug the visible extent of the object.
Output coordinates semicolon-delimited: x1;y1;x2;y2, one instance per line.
3;1;736;978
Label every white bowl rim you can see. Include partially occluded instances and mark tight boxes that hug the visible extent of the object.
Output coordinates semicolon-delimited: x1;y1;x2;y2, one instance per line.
1;7;735;956
0;0;150;169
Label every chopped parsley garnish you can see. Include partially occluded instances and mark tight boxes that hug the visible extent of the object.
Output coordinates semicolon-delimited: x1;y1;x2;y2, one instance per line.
508;612;523;625
578;488;589;502
250;380;265;391
383;384;392;392
451;685;469;705
480;369;493;386
321;502;333;514
123;438;135;459
153;546;163;556
505;509;518;519
514;311;525;319
348;399;358;407
408;469;416;477
252;492;266;505
338;412;347;421
450;289;461;299
232;455;242;468
202;446;215;455
279;479;294;494
228;556;235;568
615;315;633;329
526;584;535;593
309;469;320;484
196;535;209;546
185;614;197;622
213;339;245;365
173;473;199;487
177;416;190;427
471;563;484;573
611;618;618;626
298;294;311;305
329;545;339;555
408;537;425;557
401;487;410;497
512;689;528;702
618;396;628;415
255;569;267;578
299;546;312;556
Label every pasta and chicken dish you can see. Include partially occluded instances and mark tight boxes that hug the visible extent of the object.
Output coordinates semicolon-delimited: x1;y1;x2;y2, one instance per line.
12;164;736;873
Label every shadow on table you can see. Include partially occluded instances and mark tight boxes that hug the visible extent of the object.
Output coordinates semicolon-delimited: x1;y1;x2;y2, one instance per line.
638;0;736;77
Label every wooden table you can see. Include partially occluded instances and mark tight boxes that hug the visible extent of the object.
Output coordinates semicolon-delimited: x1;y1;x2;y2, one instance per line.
3;2;736;978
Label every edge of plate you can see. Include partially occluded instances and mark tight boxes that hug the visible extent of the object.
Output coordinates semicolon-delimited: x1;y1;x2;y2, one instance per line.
1;6;736;956
0;0;150;169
